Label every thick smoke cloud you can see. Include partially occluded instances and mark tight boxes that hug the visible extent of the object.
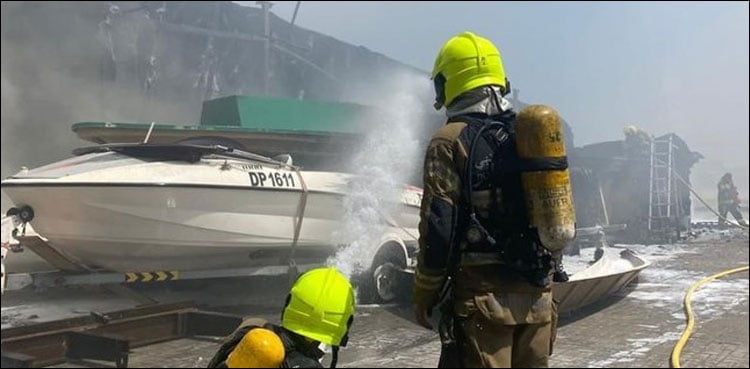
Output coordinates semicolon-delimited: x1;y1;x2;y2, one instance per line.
1;1;437;212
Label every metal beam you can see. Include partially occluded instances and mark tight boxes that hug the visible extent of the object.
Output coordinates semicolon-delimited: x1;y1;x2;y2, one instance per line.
1;302;239;368
157;20;339;83
158;21;264;43
66;332;129;368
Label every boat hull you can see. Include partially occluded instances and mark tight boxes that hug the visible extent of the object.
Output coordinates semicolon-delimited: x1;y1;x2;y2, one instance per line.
1;147;422;274
3;184;353;270
4;183;420;272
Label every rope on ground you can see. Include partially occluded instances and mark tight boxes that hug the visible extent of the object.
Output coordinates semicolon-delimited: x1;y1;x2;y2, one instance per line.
670;265;750;368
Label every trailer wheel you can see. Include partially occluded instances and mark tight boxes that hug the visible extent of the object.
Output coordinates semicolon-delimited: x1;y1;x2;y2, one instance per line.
18;206;34;223
373;255;401;302
359;244;407;303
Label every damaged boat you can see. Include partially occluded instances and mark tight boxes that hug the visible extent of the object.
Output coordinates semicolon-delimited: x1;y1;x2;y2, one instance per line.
1;143;421;274
2;95;654;309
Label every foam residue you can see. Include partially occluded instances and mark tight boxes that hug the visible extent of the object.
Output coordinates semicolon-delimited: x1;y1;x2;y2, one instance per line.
585;242;749;367
587;330;683;368
563;247;642;281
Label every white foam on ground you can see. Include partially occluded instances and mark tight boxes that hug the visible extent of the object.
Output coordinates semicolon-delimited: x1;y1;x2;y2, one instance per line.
587;331;683;368
692;207;749;224
691;278;750;316
585;242;749;367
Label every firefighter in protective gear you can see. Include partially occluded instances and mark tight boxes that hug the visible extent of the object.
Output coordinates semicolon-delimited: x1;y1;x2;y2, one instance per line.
413;31;564;368
717;173;747;227
208;267;356;368
281;266;355;348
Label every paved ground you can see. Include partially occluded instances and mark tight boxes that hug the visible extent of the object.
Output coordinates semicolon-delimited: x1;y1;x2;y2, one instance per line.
5;227;749;368
341;228;750;368
552;238;749;368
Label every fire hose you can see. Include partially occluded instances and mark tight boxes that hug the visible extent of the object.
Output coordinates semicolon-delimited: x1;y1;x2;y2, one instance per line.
648;158;749;367
670;265;750;368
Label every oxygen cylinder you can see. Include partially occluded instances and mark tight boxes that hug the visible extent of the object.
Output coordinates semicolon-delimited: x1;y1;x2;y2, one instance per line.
515;105;576;252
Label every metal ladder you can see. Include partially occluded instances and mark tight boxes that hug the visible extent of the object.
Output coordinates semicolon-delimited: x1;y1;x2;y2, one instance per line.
648;136;677;236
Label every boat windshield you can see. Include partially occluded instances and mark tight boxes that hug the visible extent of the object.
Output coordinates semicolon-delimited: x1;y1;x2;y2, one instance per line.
73;143;290;167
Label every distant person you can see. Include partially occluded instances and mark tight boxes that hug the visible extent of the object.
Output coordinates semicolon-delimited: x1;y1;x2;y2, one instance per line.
208;267;355;368
717;173;747;228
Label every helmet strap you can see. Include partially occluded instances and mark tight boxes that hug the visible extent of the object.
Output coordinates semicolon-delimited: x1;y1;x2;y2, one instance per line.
329;346;339;368
490;87;503;113
433;73;447;110
338;316;353;347
280;294;292;322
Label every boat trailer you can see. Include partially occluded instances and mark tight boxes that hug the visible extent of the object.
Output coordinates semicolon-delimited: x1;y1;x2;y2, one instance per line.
2;236;316;292
2;227;318;294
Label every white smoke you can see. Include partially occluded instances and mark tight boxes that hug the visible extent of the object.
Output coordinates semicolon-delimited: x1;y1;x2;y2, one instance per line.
327;71;433;279
0;3;197;212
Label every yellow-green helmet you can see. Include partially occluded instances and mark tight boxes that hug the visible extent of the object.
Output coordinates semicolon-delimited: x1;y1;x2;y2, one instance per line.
431;31;507;109
282;267;355;346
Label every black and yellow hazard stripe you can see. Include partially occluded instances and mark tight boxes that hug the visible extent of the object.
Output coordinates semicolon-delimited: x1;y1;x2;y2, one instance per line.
124;270;180;283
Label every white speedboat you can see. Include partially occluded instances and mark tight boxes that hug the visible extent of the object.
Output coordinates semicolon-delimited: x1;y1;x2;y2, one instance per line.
1;144;422;275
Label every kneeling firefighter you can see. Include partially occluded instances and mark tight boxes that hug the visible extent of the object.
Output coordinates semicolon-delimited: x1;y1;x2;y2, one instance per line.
208;267;356;368
412;31;576;368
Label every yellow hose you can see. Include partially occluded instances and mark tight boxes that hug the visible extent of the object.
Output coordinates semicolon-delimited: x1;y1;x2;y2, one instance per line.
670;265;750;368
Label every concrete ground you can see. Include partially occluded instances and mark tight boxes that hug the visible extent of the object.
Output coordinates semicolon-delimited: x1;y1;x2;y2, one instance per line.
4;228;748;368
